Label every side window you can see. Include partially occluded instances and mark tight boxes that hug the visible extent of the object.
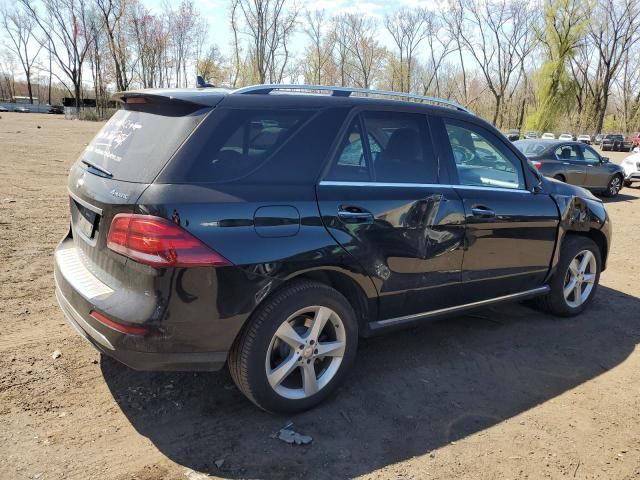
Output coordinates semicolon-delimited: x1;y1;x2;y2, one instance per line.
554;145;581;161
363;111;436;183
444;120;525;190
327;118;371;181
167;109;312;183
582;145;601;163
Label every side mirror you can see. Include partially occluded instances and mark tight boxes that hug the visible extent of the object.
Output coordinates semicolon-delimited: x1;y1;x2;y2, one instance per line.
601;157;610;163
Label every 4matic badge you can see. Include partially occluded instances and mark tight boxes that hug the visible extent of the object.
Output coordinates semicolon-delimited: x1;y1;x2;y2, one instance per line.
110;189;129;200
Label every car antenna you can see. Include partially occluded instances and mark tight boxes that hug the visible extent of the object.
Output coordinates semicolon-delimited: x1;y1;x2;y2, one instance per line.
197;75;215;88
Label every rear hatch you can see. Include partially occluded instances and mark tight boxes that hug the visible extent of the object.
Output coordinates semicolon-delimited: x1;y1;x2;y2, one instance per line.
64;94;218;293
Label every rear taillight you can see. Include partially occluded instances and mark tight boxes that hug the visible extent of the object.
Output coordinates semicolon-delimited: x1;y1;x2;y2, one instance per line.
107;213;231;267
531;161;542;169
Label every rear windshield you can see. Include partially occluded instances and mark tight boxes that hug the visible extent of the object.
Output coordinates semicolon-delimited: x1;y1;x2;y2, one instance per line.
78;106;209;183
162;108;313;183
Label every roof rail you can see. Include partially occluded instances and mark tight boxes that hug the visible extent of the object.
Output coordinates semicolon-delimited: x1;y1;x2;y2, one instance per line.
232;84;471;114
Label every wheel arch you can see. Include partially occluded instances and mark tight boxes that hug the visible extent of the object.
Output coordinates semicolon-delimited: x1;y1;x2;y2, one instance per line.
283;268;377;336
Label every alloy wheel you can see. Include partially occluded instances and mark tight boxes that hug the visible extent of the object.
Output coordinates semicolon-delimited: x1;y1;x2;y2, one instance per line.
563;249;597;308
265;306;346;400
609;176;621;196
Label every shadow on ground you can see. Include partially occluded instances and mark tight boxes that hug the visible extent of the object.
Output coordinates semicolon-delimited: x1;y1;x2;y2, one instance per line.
600;192;640;203
102;286;640;479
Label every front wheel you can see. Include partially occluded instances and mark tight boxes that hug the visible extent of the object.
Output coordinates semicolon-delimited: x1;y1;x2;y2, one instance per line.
228;280;358;413
535;235;601;317
603;175;623;197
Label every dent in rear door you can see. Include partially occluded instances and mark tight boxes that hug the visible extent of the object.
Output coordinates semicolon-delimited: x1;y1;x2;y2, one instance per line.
316;110;466;320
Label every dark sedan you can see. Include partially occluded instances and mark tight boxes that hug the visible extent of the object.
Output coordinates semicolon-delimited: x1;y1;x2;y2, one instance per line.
514;139;626;197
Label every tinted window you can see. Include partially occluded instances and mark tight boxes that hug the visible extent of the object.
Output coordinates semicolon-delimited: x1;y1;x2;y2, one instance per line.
327;118;370;181
444;120;525;190
326;111;435;183
165;109;312;183
364;111;435;183
79;107;208;183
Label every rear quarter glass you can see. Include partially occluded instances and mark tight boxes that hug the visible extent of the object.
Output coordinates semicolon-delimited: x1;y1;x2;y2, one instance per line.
77;105;210;183
157;107;348;184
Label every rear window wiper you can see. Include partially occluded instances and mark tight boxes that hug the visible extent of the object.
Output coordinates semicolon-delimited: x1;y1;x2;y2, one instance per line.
81;159;113;178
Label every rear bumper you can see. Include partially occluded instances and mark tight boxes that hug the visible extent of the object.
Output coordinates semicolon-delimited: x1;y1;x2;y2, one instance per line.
54;285;226;370
53;240;229;371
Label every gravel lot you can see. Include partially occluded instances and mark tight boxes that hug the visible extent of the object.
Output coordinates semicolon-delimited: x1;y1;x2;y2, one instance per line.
1;112;639;480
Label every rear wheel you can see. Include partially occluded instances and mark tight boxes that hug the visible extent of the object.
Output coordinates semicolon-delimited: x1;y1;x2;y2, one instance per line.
603;174;623;197
228;280;358;413
553;174;566;182
535;235;601;317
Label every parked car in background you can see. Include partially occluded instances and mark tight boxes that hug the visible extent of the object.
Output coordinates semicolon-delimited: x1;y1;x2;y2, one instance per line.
558;133;573;141
0;105;8;112
14;106;30;113
622;152;640;187
594;134;604;145
577;134;592;144
514;139;625;197
48;105;64;114
525;131;538;139
505;129;520;141
541;132;555;139
54;84;612;413
601;134;632;152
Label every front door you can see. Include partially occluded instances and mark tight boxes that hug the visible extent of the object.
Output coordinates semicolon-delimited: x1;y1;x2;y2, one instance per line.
317;109;466;320
581;144;611;189
553;144;587;185
438;117;559;303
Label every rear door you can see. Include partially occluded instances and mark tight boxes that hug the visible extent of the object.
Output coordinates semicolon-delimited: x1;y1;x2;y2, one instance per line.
552;144;587;185
317;109;466;320
438;117;559;303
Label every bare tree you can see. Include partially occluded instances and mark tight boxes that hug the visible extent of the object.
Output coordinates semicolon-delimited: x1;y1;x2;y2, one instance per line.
384;7;429;93
1;4;42;103
456;0;536;127
588;0;640;133
19;0;95;112
232;0;299;84
301;9;332;85
337;14;385;89
95;0;133;91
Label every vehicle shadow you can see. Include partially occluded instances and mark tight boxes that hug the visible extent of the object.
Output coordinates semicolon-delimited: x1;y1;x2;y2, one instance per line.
600;192;639;203
101;286;640;479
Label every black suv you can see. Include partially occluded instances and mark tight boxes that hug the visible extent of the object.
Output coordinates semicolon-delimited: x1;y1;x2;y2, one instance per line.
54;85;611;413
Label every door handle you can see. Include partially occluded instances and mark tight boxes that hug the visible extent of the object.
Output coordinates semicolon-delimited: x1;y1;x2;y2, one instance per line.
337;206;374;223
471;206;496;218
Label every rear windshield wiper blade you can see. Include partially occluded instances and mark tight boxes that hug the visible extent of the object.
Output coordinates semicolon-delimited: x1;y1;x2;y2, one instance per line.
81;159;113;177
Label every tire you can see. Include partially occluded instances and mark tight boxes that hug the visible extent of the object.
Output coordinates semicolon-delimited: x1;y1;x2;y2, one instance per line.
228;280;358;413
553;174;566;182
624;179;632;187
535;235;601;317
603;174;623;197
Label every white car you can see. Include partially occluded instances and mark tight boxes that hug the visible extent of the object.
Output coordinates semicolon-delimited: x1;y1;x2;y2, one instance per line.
558;133;573;141
541;132;555;139
577;134;592;144
622;152;640;186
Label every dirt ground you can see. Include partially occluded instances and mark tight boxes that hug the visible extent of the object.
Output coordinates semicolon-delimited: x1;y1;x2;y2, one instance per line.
0;112;639;480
